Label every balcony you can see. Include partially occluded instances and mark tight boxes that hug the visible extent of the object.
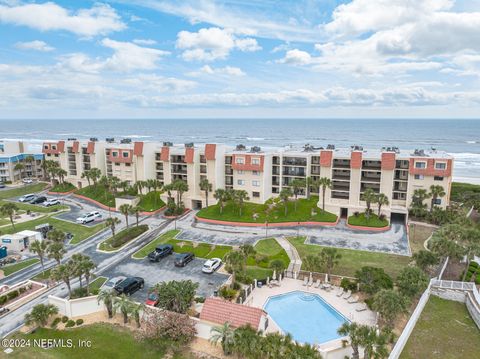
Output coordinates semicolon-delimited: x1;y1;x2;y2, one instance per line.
394;170;408;181
172;174;187;181
283;157;307;166
273;157;280;165
83;155;91;163
394;182;408;192
311;166;320;175
396;160;409;169
361;172;381;182
156;173;164;180
171;155;185;164
362;160;381;170
155;153;161;161
332;169;350;180
171;165;187;174
225;177;233;185
200;165;207;174
225;168;233;175
200;155;206;163
332;181;350;191
282;168;306;177
225;157;232;165
68;155;76;162
272;166;280;175
332;191;349;200
333;159;350;169
360;183;380;193
272;177;280;186
311;156;320;165
156;164;164;171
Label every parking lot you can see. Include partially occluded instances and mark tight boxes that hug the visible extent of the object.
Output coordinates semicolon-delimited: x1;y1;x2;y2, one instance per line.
53;205;105;227
100;254;229;302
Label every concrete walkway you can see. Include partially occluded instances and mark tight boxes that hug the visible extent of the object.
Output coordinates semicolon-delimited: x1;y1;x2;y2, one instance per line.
275;237;302;272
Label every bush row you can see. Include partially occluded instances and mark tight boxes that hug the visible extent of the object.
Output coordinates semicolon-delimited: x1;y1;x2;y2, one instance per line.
108;225;149;249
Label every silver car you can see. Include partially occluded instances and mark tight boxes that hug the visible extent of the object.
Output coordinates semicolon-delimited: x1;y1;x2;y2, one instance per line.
101;276;126;292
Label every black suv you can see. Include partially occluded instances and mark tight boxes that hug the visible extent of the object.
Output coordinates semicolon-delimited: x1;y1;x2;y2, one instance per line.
148;244;173;262
174;252;195;267
29;196;47;204
114;277;144;295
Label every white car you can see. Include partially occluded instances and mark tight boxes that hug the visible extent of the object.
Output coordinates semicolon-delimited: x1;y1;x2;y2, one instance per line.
76;211;102;224
101;276;126;292
22;178;33;184
19;193;35;202
43;198;60;207
202;258;222;274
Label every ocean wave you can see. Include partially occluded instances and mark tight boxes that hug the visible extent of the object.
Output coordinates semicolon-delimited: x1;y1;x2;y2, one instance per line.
466;140;477;144
124;135;152;139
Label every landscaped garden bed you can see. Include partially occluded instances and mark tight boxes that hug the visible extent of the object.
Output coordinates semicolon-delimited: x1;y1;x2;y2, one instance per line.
0;281;45;308
1;258;39;277
75;185;117;207
136;191;165;212
132;230;180;259
197;196;337;224
49;182;76;193
348;212;389;228
98;224;149;251
165;239;232;259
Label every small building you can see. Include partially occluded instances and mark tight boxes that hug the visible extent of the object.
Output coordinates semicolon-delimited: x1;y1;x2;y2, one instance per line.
200;298;268;331
0;230;42;252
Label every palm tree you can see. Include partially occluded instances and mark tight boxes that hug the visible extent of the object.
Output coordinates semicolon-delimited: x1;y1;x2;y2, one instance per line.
279;188;292;216
224;250;246;285
130;302;144;328
234;190;249;216
105;217;121;237
151;179;162;207
47;242;66;265
119;204;132;228
98;289;115;318
213;188;228;214
362;188;377;220
360;326;390;359
376;193;389;216
24;155;35;177
47;228;66;243
14;162;25;180
0;202;18;229
290;178;306;212
29;240;48;275
119;180;130;193
210;322;235;355
199;178;213;207
337;322;363;359
80;256;96;294
113;294;133;324
57;168;67;184
129;206;142;226
89;168;102;187
109;176;121;194
71;253;85;288
173;179;189;206
135;180;145;195
51;262;74;297
232;325;261;358
81;170;91;186
24;303;58;328
306;177;320;200
318;177;332;211
320;247;342;281
429;185;446;213
411;189;430;217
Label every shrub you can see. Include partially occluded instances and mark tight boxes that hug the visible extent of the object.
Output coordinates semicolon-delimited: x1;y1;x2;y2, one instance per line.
65;320;75;328
194;296;205;303
75;319;84;326
355;266;393;295
231;282;241;291
354;211;359;217
18;286;26;294
340;278;357;292
61;316;69;323
219;286;237;301
255;254;269;266
379;214;386;221
0;296;7;305
396;267;429;298
476;274;480;285
70;287;88;299
7;290;19;300
50;317;61;328
140;309;196;344
108;225;148;249
465;271;473;281
236;273;253;285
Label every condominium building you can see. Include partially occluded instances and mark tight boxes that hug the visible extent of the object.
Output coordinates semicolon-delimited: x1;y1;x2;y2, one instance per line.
0;141;44;183
35;139;453;221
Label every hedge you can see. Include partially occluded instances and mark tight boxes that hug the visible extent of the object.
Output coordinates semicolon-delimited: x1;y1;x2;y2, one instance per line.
102;225;149;250
65;320;76;328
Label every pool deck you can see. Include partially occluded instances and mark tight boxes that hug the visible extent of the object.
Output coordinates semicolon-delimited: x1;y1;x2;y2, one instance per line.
246;278;377;331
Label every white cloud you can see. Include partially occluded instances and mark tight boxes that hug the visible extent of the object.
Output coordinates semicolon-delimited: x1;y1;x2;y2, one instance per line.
278;49;312;65
133;38;157;45
123;74;196;93
176;27;261;61
0;2;125;37
15;40;54;52
188;65;245;77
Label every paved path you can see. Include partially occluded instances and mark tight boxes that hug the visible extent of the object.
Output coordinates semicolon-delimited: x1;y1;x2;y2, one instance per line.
275;237;302;272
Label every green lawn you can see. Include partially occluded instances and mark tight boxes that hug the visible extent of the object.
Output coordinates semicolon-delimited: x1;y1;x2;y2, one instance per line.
0;183;48;200
1;258;39;276
75;184;116;207
0;199;68;214
50;182;76;193
166;238;233;259
0;216;104;245
348;212;389;227
98;225;149;251
8;323;185;359
89;276;107;293
450;181;480;202
197;196;337;223
137;191;166;212
289;236;411;278
247;238;290;269
246;266;273;279
132;230;180;259
33;268;52;281
401;296;480;359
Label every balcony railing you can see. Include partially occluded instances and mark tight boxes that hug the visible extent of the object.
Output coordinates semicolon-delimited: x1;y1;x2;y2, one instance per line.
332;160;350;169
283;158;307;166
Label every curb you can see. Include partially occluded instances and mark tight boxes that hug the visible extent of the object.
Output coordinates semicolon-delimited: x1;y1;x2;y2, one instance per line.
194;216;339;228
345;222;391;231
72;193;117;212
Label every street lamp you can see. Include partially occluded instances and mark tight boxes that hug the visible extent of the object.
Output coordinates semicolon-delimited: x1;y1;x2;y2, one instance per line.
265;220;268;238
297;221;300;238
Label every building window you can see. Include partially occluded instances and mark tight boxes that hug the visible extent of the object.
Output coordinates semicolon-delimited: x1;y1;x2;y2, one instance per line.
52;145;57;150
125;163;131;167
112;151;118;157
435;162;446;170
252;180;260;187
115;162;120;166
44;145;48;150
237;170;244;175
237;179;245;185
434;176;444;181
123;152;129;158
434;198;442;205
252;191;260;198
236;157;245;164
251;158;260;165
252;170;260;176
54;154;59;158
414;174;424;180
415;162;426;169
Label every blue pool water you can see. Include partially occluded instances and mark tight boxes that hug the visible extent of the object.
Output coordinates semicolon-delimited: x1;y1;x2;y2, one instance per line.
264;291;348;344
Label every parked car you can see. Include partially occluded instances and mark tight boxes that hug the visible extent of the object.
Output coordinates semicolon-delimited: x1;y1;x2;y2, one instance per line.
202;258;222;274
76;211;102;224
101;276;126;292
29;196;47;204
114;277;144;296
0;183;5;189
18;194;35;202
145;291;159;306
174;252;195;267
22;178;33;184
0;307;10;315
43;198;60;207
148;244;173;262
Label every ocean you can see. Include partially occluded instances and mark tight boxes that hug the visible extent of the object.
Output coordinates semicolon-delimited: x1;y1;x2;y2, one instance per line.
1;118;479;184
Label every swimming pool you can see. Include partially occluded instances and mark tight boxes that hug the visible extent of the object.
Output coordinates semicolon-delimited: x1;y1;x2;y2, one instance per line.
264;291;348;345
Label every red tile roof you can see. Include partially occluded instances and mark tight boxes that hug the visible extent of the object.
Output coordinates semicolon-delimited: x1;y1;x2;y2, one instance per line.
72;141;79;153
381;152;396;170
205;144;216;160
350;151;362;169
86;141;95;154
200;298;265;329
160;146;170;161
133;141;144;156
320;150;333;167
185;147;194;163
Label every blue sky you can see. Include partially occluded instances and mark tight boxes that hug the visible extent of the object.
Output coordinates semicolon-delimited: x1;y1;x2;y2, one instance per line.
1;0;480;119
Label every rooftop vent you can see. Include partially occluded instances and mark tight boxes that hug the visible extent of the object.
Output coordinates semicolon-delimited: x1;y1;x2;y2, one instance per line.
236;144;246;151
327;144;335;150
120;138;132;144
67;138;77;141
89;137;98;142
163;142;173;147
185;142;194;148
106;137;115;143
250;146;261;153
351;145;364;151
383;146;400;153
413;149;427;156
303;144;315;152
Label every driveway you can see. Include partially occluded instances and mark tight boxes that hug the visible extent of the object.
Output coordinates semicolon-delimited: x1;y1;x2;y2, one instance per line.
100;254;229;301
